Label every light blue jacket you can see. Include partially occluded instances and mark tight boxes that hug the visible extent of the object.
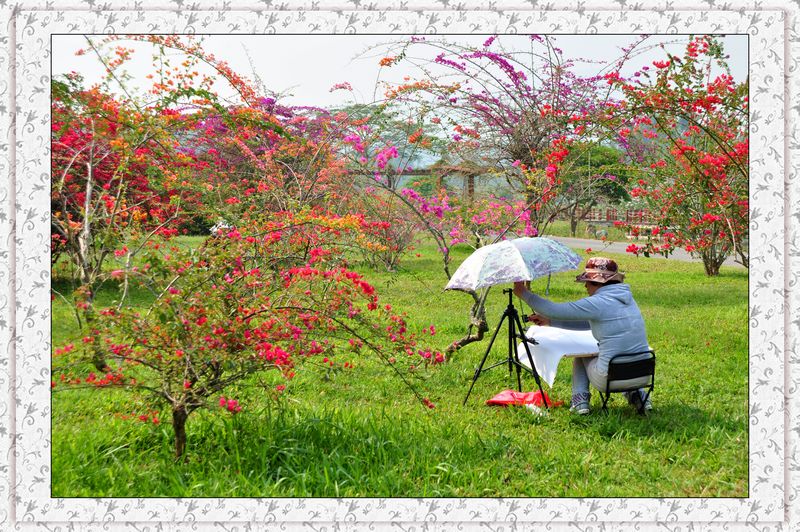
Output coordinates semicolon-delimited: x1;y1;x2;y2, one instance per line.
520;283;650;376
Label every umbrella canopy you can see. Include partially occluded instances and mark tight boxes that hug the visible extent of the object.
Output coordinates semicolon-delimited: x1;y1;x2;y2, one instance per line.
445;237;582;291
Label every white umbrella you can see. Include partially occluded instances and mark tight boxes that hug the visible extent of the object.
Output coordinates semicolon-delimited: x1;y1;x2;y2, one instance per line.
445;237;582;291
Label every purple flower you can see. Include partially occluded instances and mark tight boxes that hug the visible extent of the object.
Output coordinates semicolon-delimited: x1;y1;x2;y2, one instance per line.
435;53;467;71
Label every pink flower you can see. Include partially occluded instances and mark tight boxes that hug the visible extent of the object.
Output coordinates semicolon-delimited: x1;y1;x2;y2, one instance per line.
626;244;641;255
329;82;352;92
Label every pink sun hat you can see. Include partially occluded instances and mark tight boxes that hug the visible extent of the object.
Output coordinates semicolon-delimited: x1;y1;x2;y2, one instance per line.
574;257;625;283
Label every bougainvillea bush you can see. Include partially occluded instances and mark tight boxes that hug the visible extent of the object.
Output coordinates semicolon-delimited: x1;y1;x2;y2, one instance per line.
53;209;440;457
51;74;197;288
325;35;616;352
603;36;748;274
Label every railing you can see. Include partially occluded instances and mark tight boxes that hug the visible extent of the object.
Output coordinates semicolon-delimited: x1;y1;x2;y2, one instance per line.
584;209;653;225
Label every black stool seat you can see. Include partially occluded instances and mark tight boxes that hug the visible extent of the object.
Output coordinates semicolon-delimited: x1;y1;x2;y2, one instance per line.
601;350;655;414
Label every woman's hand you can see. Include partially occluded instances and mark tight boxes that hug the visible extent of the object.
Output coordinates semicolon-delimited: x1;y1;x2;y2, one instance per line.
526;313;551;326
513;281;527;298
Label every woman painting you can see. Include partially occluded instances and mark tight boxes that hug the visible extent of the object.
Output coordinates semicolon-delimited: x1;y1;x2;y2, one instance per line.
513;257;653;415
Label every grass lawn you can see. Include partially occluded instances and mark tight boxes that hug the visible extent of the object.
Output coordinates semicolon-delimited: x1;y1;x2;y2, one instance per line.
51;237;748;498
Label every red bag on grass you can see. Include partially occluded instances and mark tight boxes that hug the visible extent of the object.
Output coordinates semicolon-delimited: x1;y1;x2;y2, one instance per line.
485;389;563;407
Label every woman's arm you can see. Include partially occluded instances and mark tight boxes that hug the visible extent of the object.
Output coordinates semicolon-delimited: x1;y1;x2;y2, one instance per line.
513;282;595;329
519;289;603;322
548;318;591;331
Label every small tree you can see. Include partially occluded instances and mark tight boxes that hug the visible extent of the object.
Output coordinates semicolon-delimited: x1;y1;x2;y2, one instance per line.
604;36;748;274
54;211;437;458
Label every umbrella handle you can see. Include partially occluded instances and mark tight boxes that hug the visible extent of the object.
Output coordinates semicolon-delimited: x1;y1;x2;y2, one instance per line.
545;273;551;296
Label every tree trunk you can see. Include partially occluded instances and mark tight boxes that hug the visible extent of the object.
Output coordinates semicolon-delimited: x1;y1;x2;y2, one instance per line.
701;252;724;276
445;291;490;354
446;315;489;353
569;211;578;237
703;262;720;276
736;240;749;269
79;161;94;287
76;286;109;372
737;250;749;269
173;405;189;459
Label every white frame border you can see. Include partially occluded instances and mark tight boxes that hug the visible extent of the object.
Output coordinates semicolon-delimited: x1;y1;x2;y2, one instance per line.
1;3;795;531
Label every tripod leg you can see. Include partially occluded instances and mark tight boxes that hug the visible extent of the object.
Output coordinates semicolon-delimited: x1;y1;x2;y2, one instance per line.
509;313;522;391
512;333;523;392
463;312;508;405
508;310;514;377
513;312;549;409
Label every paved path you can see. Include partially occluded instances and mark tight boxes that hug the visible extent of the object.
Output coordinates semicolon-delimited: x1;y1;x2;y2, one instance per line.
547;236;745;268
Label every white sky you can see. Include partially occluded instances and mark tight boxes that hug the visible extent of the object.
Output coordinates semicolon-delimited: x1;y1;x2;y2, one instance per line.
52;34;748;108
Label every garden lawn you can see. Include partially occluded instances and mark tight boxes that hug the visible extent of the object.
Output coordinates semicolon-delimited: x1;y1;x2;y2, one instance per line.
51;238;748;498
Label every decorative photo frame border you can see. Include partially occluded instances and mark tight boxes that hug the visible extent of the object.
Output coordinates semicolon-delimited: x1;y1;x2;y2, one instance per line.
1;3;796;531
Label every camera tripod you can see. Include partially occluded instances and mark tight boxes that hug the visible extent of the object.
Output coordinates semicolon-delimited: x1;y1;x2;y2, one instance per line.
463;288;548;407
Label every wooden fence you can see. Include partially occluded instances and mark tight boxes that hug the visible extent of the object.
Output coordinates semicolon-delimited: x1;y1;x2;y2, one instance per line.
584;208;654;225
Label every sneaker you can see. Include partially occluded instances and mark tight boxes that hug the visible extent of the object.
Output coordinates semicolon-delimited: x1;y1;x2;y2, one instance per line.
569;402;590;415
626;390;653;413
643;394;653;412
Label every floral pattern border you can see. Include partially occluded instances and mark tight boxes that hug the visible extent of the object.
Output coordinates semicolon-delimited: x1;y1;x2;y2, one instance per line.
0;2;796;530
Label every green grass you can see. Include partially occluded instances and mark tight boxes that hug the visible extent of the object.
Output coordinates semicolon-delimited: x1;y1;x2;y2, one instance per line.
51;238;748;498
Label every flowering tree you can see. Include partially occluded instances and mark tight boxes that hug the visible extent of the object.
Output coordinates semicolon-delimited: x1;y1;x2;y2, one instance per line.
604;36;748;274
54;210;435;458
350;187;421;271
335;35;616;352
51;74;196;289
